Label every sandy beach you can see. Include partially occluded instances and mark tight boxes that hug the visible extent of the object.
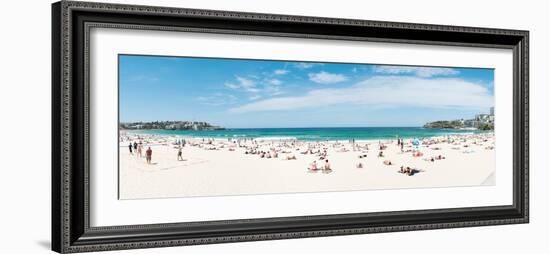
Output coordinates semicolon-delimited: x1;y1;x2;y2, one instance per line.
118;132;495;199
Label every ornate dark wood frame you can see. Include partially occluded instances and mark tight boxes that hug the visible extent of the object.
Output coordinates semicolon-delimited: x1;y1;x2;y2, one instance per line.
51;1;529;253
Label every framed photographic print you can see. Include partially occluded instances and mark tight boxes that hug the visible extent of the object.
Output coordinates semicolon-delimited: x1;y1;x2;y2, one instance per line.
52;1;529;253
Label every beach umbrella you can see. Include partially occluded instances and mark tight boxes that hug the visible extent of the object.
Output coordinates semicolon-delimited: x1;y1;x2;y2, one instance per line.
412;138;420;148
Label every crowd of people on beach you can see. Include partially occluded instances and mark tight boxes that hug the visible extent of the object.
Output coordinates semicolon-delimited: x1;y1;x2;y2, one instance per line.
120;132;495;177
121;134;167;165
126;140;154;164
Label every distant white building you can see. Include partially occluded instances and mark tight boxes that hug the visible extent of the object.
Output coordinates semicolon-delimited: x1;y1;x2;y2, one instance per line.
475;114;490;123
464;119;477;128
425;107;494;129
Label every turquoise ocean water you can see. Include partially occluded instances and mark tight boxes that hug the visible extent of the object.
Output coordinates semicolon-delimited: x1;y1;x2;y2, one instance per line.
125;127;488;141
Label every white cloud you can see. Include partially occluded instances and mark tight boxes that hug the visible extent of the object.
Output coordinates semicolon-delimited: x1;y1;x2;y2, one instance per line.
224;83;240;89
228;76;493;113
373;66;459;77
225;76;260;93
308;71;348;84
249;95;262;100
224;75;284;97
265;85;284;96
267;79;282;85
274;69;289;75
236;76;255;89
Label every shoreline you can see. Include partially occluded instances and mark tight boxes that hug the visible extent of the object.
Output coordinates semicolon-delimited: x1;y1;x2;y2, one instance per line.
120;128;492;143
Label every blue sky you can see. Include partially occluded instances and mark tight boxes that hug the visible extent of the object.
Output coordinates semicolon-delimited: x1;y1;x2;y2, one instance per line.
119;55;494;128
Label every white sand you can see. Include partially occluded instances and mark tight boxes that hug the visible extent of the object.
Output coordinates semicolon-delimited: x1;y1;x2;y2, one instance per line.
119;133;495;199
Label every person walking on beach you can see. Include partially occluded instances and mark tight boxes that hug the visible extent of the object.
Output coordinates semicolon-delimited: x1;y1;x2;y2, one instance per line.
177;146;183;161
146;147;152;164
128;142;133;155
137;143;143;158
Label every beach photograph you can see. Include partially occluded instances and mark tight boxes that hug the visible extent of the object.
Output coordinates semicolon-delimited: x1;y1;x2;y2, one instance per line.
118;55;496;200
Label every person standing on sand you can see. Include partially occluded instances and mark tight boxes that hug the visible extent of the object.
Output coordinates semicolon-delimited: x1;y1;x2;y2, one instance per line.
128;142;133;155
146;147;152;164
177;146;183;161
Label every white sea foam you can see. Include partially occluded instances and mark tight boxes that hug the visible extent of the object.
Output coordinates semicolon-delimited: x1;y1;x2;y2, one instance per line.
254;136;297;141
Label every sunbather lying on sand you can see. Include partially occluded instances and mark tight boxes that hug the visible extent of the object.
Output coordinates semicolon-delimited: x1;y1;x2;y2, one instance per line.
399;166;417;176
286;155;297;160
413;151;423;157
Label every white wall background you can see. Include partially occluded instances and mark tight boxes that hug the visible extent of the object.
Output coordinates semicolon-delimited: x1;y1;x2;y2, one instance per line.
0;0;546;253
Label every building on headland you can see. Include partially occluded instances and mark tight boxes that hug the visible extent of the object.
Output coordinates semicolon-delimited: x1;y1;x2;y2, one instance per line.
475;113;491;123
462;119;477;128
468;107;495;129
425;107;495;130
464;107;495;129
